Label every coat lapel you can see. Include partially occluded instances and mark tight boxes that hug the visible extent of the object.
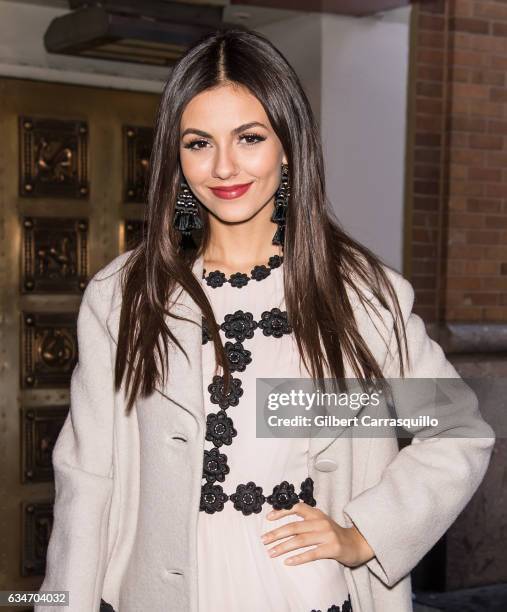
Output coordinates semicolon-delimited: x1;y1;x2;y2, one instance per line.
105;253;206;425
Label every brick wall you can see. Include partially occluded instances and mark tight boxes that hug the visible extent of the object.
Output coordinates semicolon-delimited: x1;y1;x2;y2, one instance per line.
409;0;507;323
409;2;506;593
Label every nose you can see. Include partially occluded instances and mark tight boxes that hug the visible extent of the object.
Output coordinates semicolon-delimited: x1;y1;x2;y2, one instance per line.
211;145;239;180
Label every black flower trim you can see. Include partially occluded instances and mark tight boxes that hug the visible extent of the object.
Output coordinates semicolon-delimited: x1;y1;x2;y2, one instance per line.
229;272;250;288
200;482;229;514
342;594;353;612
310;594;353;612
258;307;292;338
203;447;230;484
202;255;283;289
268;254;283;269
267;480;301;510
251;264;271;281
199;474;317;514
230;481;266;516
299;477;317;507
221;310;258;342
205;410;237;447
225;340;252;372
204;270;227;288
208;374;243;409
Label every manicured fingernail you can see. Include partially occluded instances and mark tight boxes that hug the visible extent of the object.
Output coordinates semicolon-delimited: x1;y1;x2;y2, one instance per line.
260;534;268;542
267;511;275;518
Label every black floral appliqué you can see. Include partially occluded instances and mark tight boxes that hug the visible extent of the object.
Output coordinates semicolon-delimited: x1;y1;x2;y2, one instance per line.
220;310;258;342
202;254;283;289
299;477;317;507
229;272;250;288
208;374;243;409
225;340;252;372
342;593;352;612
342;594;353;612
251;264;271;281
258;307;292;338
204;270;227;288
200;482;229;514
205;410;237;447
310;594;353;612
267;480;301;510
268;254;283;269
198;473;317;515
203;447;230;484
230;481;266;516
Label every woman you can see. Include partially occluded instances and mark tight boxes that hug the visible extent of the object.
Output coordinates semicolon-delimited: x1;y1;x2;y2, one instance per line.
37;27;495;612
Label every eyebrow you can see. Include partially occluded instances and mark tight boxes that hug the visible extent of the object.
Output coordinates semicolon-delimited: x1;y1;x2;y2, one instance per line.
180;121;268;139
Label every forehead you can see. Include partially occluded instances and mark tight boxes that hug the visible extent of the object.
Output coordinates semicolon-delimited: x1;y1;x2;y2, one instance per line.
180;84;270;130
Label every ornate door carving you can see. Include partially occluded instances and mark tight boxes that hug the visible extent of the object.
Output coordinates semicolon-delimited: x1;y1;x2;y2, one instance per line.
0;77;157;604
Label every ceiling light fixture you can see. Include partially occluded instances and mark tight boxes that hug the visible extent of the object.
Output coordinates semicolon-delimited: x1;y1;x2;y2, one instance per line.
44;0;229;66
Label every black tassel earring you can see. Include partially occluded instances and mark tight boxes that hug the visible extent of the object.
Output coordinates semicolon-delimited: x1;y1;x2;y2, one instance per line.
173;179;203;250
271;162;290;246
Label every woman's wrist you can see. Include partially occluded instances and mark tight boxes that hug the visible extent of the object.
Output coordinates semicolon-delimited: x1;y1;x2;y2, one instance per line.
346;524;375;566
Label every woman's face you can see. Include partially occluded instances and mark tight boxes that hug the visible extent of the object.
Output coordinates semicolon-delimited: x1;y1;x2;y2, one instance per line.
179;83;287;224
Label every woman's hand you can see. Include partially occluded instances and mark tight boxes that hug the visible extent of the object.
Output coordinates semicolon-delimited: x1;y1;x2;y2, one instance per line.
260;501;375;567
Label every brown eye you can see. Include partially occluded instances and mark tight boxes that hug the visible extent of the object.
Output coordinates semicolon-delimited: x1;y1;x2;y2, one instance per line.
183;139;209;150
240;133;266;145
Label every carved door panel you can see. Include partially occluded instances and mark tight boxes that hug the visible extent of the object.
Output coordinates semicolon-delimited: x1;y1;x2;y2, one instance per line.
0;77;157;605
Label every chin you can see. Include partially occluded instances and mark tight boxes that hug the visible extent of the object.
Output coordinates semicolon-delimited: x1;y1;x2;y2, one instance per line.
208;202;263;224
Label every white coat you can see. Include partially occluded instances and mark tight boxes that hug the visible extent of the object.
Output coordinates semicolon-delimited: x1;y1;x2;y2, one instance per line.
36;250;495;612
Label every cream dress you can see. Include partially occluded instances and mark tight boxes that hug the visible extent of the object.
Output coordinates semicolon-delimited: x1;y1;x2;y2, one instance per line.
197;254;352;612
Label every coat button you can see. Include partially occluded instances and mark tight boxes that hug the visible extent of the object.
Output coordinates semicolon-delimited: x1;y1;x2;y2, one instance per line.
314;457;338;472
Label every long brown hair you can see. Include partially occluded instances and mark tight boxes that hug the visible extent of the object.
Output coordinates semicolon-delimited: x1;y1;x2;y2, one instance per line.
114;26;409;414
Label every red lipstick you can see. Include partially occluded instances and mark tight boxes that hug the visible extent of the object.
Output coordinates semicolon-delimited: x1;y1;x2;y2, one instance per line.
209;182;253;199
